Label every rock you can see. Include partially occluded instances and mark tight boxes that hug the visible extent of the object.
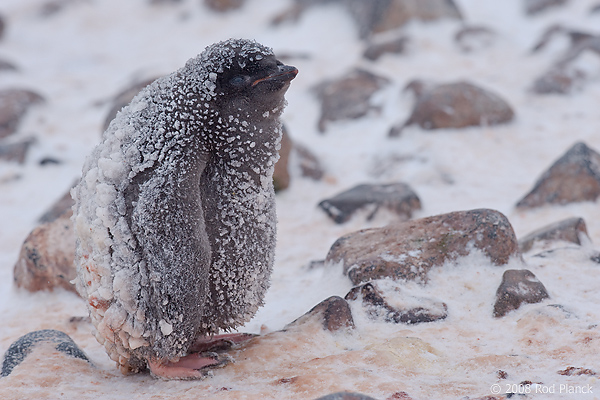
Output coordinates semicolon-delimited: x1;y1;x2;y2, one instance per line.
149;0;183;4
314;69;389;133
557;366;597;376
363;35;409;61
13;211;77;293
454;25;496;52
524;0;568;15
0;138;35;164
530;24;595;54
39;0;88;16
592;3;600;13
493;269;550;318
326;208;520;285
313;393;379;400
345;280;448;324
318;182;421;224
1;329;90;378
389;80;514;137
286;296;355;332
295;143;325;180
273;125;293;192
37;184;76;223
0;89;45;140
102;77;158;132
0;14;5;41
518;217;589;253
516;142;600;209
0;59;18;72
531;67;586;94
204;0;245;12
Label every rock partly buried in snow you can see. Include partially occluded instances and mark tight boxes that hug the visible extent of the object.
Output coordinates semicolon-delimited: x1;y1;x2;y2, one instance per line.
318;183;421;224
314;68;389;133
516;142;600;209
13;211;77;293
203;0;245;12
0;89;45;139
524;0;568;15
327;208;520;285
0;138;35;163
0;59;18;71
493;269;550;317
313;393;379;400
273;126;324;191
102;77;158;132
389;80;514;137
454;25;496;53
363;35;409;61
519;217;589;253
345;280;448;324
272;0;462;39
286;296;355;332
37;183;76;223
531;67;586;94
1;329;90;378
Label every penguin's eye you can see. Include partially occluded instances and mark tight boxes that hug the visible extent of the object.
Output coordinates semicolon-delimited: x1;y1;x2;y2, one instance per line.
230;75;249;87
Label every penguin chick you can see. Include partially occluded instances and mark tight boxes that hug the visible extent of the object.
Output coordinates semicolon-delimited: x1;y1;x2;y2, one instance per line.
72;38;297;379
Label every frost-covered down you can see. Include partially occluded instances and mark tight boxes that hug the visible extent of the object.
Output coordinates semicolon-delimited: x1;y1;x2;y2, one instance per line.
71;38;291;373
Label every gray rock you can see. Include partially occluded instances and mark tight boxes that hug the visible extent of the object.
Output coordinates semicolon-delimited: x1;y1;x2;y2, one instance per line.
0;59;18;71
318;182;421;224
519;217;589;253
531;67;586;94
363;35;409;61
326;208;520;285
13;211;77;293
0;89;45;139
313;393;379;400
524;0;568;15
0;138;35;164
203;0;245;12
493;269;550;317
2;330;90;378
286;296;355;332
345;280;448;324
390;80;514;137
516;142;600;209
38;184;76;223
102;77;158;132
454;26;496;53
295;142;325;181
314;69;389;133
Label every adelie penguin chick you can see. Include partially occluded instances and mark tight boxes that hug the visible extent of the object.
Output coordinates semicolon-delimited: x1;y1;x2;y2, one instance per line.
72;38;297;380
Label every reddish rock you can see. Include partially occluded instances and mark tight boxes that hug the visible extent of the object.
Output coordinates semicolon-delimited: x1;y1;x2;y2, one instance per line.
204;0;244;12
518;217;589;253
318;182;421;224
516;142;600;209
13;211;77;293
0;138;35;164
314;69;389;133
363;35;409;61
345;280;448;324
524;0;568;15
286;296;355;332
0;89;45;139
390;80;514;137
493;269;550;317
326;208;520;285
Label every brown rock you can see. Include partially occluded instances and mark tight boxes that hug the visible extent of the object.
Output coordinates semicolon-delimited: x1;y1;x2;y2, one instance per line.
313;393;379;400
38;184;76;223
454;26;496;53
363;35;409;61
516;142;600;209
102;77;158;132
0;89;45;139
295;143;324;180
493;269;550;317
204;0;244;12
0;138;35;164
518;217;589;253
13;211;77;293
326;208;520;285
557;366;597;376
273;126;292;192
345;280;448;324
531;67;585;94
286;296;355;332
524;0;568;15
314;68;389;133
390;80;514;137
318;182;421;224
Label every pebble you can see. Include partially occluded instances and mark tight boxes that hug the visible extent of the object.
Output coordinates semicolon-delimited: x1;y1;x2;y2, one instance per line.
318;182;421;224
285;296;355;332
493;269;550;318
516;142;600;209
518;217;589;253
326;208;520;285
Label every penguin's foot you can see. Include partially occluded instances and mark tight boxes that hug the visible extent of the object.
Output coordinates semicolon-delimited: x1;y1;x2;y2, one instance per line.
190;332;258;352
147;352;232;380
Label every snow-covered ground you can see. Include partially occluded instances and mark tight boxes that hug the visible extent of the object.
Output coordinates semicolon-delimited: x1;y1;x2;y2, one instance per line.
0;0;599;399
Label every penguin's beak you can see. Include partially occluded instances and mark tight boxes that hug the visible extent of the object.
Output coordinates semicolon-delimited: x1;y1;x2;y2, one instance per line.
252;65;298;87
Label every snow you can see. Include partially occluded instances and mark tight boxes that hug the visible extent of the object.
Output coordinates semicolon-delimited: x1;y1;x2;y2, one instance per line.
1;0;600;399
